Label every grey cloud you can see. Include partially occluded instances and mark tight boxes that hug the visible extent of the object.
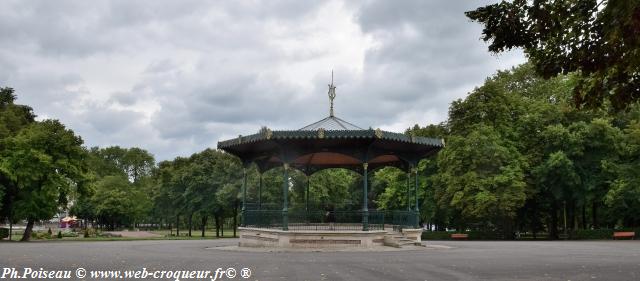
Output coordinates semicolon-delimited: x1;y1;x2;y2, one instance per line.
0;1;524;161
341;0;524;128
80;103;145;135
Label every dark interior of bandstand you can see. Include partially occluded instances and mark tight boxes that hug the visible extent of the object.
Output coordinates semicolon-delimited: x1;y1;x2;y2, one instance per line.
217;82;444;232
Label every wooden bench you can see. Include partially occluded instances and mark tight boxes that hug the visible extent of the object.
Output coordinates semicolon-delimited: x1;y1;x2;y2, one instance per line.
451;233;468;240
613;232;635;240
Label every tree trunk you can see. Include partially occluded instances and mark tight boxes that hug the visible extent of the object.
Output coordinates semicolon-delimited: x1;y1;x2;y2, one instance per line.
215;215;220;238
201;216;206;237
9;219;13;241
569;200;577;231
221;216;224;237
532;201;538;239
176;215;180;236
502;217;515;240
188;213;193;237
549;200;559;240
233;200;238;238
582;203;587;230
21;218;35;241
592;201;598;229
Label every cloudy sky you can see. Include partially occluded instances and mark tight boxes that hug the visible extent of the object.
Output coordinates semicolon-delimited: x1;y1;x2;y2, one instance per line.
0;0;525;161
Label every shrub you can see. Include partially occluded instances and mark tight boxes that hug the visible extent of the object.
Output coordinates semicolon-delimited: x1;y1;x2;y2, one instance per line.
422;230;506;240
99;232;122;238
571;229;614;240
62;232;79;238
57;231;63;239
571;228;640;240
466;231;504;240
422;228;640;240
30;231;52;239
84;228;97;238
47;227;52;235
0;227;8;239
422;231;454;240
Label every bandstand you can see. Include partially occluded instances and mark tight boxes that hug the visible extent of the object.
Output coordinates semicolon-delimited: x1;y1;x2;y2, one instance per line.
217;77;444;248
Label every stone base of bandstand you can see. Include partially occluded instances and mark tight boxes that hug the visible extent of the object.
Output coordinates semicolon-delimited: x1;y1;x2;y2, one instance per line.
402;228;423;243
239;227;390;248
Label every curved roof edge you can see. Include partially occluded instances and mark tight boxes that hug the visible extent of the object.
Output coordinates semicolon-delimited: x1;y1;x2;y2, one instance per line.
217;127;445;149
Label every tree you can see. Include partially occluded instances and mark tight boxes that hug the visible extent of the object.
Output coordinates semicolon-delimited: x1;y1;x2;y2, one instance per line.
574;119;623;229
0;120;88;241
603;120;640;226
0;87;36;140
305;169;359;211
0;87;35;233
69;192;95;229
533;151;581;239
150;160;180;232
209;152;242;237
466;0;640;110
374;168;412;211
122;148;155;183
436;125;527;225
92;176;141;230
88;146;154;183
182;149;239;237
405;123;449;230
74;146;155;229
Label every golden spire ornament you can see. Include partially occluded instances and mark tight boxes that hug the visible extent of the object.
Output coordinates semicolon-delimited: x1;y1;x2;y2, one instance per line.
328;70;336;117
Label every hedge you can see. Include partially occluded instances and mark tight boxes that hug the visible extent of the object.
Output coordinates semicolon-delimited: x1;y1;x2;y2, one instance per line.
571;228;640;240
422;231;503;240
422;228;640;240
421;231;452;240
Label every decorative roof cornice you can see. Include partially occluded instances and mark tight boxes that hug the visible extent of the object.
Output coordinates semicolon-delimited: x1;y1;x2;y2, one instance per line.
217;127;445;149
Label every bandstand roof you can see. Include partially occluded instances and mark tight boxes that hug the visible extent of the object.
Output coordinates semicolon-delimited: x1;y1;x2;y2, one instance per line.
299;115;362;130
217;77;444;175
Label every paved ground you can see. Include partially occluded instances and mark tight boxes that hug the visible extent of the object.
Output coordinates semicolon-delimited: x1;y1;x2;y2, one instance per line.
1;239;639;281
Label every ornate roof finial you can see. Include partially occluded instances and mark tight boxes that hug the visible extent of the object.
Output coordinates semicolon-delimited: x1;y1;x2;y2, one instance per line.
328;70;336;117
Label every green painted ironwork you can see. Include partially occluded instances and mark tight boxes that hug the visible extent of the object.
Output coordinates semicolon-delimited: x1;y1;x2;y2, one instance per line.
241;168;247;226
406;171;411;211
282;164;289;231
244;210;282;228
246;202;280;210
243;209;413;231
388;210;416;231
414;168;420;228
305;177;310;212
362;163;369;231
258;173;262;210
218;128;445;149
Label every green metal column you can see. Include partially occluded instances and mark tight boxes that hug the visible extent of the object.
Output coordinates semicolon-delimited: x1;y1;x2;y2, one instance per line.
362;163;369;231
258;173;262;210
406;170;411;211
414;167;420;228
305;176;310;212
282;163;289;231
241;167;247;227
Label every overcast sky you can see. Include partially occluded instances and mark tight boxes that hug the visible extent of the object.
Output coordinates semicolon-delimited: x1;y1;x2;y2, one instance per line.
0;0;525;161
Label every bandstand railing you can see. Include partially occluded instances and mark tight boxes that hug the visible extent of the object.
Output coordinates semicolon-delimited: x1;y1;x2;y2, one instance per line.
244;202;281;210
242;209;418;231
